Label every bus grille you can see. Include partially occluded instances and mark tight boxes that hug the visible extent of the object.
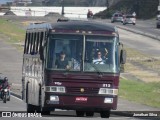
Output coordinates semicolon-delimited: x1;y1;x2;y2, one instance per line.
66;87;99;94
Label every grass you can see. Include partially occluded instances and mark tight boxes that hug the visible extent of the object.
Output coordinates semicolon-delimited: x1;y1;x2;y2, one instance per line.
124;47;160;82
0;18;25;45
119;79;160;108
122;46;160;106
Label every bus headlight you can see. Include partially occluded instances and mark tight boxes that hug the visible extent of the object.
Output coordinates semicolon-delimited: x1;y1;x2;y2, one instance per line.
46;86;66;93
104;98;113;103
98;88;118;95
50;95;59;101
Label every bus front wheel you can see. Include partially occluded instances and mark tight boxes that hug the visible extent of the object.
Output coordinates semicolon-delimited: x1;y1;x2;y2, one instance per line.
86;111;94;117
76;110;85;117
26;87;38;113
27;104;36;113
37;87;51;115
100;110;110;118
40;108;50;115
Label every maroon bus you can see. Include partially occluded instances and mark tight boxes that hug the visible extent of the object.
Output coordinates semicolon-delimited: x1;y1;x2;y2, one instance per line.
22;20;126;118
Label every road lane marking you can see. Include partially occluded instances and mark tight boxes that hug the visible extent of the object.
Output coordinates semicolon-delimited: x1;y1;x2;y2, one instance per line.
11;95;23;101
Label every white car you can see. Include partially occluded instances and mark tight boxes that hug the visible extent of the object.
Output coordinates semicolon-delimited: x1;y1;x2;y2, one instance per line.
123;15;136;25
156;14;160;20
111;13;123;23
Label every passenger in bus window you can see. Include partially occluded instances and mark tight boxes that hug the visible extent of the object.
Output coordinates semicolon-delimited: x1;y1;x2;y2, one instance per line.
102;48;109;63
55;51;69;69
93;51;105;64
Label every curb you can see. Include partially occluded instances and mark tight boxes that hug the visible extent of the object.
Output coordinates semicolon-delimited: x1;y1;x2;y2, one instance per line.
11;91;22;99
111;111;133;117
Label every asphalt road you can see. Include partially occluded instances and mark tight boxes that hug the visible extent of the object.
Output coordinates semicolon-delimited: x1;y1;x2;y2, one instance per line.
100;19;160;40
0;96;157;120
0;37;22;84
119;29;160;57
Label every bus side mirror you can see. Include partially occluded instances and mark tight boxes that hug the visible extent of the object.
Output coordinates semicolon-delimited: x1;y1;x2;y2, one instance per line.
40;46;44;61
120;49;126;64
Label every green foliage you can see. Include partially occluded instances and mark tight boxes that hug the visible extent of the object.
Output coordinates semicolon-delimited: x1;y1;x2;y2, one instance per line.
95;0;159;19
43;0;106;6
94;9;114;19
119;79;160;108
0;19;25;43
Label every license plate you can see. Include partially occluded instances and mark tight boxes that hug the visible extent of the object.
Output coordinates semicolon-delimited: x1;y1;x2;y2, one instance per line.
75;97;88;102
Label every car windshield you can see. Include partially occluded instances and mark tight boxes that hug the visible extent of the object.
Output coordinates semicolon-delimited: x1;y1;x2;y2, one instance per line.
46;34;119;73
126;15;134;18
115;14;122;17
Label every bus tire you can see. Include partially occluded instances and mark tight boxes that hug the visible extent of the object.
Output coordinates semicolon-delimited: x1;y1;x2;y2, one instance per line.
7;96;10;101
36;86;42;113
100;110;110;118
27;104;35;113
26;85;37;113
37;86;51;115
3;94;6;103
86;111;94;117
41;108;50;115
76;110;85;117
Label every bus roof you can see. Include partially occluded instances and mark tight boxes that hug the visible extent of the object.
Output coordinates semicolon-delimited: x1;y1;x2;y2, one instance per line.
27;20;118;34
52;20;117;32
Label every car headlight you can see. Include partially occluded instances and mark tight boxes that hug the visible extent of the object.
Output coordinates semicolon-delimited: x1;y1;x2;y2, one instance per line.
98;88;118;95
46;86;66;93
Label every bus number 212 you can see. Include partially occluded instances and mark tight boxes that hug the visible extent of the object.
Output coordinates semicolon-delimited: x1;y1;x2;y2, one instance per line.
103;84;111;88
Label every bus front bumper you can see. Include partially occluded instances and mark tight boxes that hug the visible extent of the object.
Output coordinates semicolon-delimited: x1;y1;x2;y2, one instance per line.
44;93;118;110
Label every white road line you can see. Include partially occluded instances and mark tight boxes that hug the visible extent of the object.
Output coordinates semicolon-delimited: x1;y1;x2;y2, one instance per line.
11;95;23;101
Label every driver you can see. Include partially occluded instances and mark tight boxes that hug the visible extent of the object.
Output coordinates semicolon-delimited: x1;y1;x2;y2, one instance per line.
55;51;69;69
93;51;105;64
0;77;9;99
2;77;9;89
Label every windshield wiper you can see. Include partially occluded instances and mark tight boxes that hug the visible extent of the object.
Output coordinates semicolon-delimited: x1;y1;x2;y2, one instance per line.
89;63;103;77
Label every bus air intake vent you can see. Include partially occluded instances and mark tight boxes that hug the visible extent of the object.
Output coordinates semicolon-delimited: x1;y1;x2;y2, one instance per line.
66;87;99;94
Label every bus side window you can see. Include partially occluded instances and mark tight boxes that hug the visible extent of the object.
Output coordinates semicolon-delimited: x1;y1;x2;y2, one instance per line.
31;32;40;55
38;31;44;54
24;32;28;54
29;33;33;54
36;32;40;54
26;33;31;54
31;32;37;55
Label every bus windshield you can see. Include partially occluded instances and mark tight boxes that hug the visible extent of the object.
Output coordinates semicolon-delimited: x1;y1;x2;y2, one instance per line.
84;36;118;73
46;34;119;73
